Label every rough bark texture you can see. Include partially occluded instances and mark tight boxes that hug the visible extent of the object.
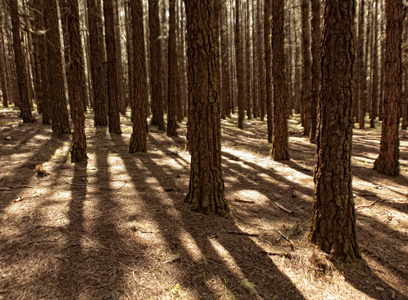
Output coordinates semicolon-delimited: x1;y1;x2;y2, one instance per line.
184;0;229;216
167;0;178;137
310;0;321;143
264;0;272;143
87;0;108;126
370;0;379;129
310;0;360;263
149;0;165;131
104;0;122;134
245;0;252;120
68;0;87;162
129;0;148;153
114;0;126;114
374;0;402;176
43;0;71;134
301;0;312;135
10;0;35;123
271;0;290;161
235;0;245;129
402;16;408;130
220;1;231;119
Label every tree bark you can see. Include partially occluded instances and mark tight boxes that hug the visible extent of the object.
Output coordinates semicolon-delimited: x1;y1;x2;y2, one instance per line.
0;4;9;108
374;0;402;176
68;0;87;162
167;0;178;136
310;0;360;263
370;0;379;128
87;0;108;126
184;0;229;216
129;0;148;153
9;0;35;123
264;0;272;143
271;0;290;161
301;0;312;135
235;0;245;129
104;0;122;134
355;0;365;127
310;0;321;143
43;0;71;133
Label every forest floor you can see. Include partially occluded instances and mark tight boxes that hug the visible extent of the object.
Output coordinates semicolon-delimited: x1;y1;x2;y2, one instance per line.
0;107;407;300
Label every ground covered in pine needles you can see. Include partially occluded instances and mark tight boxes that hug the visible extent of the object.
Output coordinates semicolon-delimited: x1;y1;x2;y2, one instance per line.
0;107;407;300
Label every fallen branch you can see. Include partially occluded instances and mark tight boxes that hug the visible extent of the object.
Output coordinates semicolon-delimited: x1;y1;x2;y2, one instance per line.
227;231;259;237
261;251;293;258
233;198;256;204
0;187;12;191
274;229;293;244
275;202;294;214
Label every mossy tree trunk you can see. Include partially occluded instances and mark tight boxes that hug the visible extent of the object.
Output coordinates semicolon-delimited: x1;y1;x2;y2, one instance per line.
10;0;35;123
129;0;148;153
271;0;290;161
374;0;402;176
184;0;229;216
310;0;360;263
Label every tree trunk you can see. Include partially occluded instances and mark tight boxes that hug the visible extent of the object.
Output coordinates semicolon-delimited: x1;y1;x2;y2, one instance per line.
149;0;165;130
0;4;9;108
355;0;365;127
129;0;148;153
167;0;178;136
184;0;229;216
114;0;126;114
235;0;245;129
271;0;290;161
221;1;231;120
401;16;408;130
87;0;108;126
264;0;272;143
370;0;379;128
68;0;87;162
301;0;312;136
245;0;252;120
104;0;122;134
310;0;321;143
310;0;360;263
374;0;402;176
9;0;35;122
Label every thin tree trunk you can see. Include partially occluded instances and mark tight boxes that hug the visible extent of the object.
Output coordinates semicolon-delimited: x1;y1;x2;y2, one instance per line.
301;0;312;135
370;0;379;128
355;0;365;126
235;0;245;129
167;0;178;136
264;0;272;143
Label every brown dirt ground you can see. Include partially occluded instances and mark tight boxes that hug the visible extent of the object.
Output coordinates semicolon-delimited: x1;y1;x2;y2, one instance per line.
0;107;407;300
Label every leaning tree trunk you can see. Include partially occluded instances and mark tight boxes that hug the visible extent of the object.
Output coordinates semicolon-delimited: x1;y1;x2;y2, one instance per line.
68;0;87;162
129;0;148;153
374;0;402;176
9;0;35;123
310;0;360;263
271;0;290;161
184;0;229;216
43;0;71;134
104;0;122;134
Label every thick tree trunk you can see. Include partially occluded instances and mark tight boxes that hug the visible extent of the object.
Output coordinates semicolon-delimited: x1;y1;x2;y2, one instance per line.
271;0;290;161
184;0;229;216
374;0;402;176
310;0;321;143
129;0;148;153
68;0;87;162
402;16;408;130
43;0;71;133
221;1;231;120
167;0;178;136
104;0;122;134
9;0;35;123
87;0;108;126
310;0;360;263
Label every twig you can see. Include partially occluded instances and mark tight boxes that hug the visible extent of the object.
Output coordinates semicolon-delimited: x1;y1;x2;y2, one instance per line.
227;231;259;237
356;198;383;210
233;198;256;204
60;175;127;190
0;187;12;191
274;229;293;244
275;202;294;214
